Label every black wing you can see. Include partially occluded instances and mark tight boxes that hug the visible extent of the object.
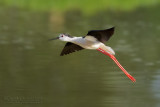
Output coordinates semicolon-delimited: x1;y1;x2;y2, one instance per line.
60;42;84;56
86;27;114;43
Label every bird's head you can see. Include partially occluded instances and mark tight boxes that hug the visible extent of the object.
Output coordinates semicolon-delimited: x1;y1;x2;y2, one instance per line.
49;34;72;41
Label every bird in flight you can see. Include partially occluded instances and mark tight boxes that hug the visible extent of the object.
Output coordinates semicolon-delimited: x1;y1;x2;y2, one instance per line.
49;27;136;82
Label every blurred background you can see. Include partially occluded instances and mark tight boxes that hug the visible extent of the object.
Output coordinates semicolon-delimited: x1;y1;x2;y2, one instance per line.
0;0;160;107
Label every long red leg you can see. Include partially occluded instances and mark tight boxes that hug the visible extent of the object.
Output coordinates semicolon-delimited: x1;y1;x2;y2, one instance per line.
97;48;136;82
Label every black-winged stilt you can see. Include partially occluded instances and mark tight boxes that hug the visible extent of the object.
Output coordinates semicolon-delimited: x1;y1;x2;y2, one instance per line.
50;27;136;82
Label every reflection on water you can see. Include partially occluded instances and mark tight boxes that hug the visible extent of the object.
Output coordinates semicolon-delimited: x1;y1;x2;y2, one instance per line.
0;3;160;107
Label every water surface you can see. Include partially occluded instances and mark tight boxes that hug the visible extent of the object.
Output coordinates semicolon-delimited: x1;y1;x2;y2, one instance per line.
0;2;160;107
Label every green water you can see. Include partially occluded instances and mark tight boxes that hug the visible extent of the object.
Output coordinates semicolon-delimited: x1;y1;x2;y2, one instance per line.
0;1;160;107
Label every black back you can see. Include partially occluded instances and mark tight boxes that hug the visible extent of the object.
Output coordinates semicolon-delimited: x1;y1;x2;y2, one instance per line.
86;27;114;43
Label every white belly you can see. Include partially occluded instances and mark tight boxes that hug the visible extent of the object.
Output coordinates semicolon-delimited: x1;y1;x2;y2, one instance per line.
80;42;101;49
70;37;115;55
74;39;102;49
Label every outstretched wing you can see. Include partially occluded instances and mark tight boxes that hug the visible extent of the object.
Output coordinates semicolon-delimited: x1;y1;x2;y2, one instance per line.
60;42;84;56
86;27;114;43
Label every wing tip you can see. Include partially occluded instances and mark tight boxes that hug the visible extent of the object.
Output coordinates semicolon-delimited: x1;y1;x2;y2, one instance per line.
107;26;115;35
107;26;115;31
60;52;69;56
60;49;84;56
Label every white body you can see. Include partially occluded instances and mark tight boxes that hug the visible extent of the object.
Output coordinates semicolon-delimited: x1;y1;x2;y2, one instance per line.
59;35;115;55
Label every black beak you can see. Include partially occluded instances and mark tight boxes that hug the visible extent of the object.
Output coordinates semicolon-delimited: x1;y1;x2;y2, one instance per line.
48;37;59;41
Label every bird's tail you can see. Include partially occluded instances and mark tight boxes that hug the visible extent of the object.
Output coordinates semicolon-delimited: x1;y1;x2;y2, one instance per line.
99;45;115;55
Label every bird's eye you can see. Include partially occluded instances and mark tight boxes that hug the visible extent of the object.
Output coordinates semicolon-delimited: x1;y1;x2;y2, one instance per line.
61;35;64;37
